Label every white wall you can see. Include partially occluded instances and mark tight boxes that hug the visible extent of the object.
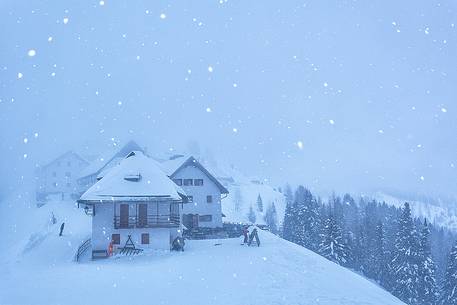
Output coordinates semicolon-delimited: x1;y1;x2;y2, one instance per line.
91;202;180;254
36;152;88;198
173;165;223;228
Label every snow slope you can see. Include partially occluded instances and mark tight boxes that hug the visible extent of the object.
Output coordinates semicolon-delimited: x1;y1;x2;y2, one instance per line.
0;192;90;266
197;159;287;225
373;191;457;231
222;181;286;225
0;215;404;305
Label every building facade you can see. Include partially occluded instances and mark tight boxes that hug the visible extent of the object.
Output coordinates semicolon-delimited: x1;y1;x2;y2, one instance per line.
161;156;229;229
36;151;89;201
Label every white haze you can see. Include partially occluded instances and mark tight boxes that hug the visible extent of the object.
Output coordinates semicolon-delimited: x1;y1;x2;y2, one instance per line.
1;0;456;200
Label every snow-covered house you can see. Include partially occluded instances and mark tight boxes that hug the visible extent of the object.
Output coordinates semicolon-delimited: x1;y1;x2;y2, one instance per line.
77;151;187;258
159;155;229;229
36;151;89;201
77;140;144;194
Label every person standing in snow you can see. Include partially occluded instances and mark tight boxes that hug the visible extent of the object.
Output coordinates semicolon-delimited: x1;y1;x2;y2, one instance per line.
59;222;65;236
242;226;249;244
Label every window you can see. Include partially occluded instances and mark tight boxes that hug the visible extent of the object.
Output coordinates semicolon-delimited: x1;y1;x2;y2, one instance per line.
183;179;193;186
187;195;193;203
112;234;120;245
65;172;71;178
141;233;149;244
199;215;212;222
194;179;203;186
52;172;57;177
173;179;182;186
66;183;71;187
206;195;213;203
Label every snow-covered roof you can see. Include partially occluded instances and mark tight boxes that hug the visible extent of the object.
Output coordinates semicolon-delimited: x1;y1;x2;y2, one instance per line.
39;150;89;171
79;151;186;203
159;155;229;194
158;154;191;176
78;140;143;179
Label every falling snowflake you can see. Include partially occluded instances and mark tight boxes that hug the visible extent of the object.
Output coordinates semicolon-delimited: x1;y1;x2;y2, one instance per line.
99;0;105;6
420;176;425;181
441;107;447;113
206;107;212;113
27;49;36;57
23;138;28;144
208;66;214;73
48;36;53;42
329;119;335;125
297;141;304;149
160;13;166;19
232;128;238;133
63;17;69;24
17;72;23;79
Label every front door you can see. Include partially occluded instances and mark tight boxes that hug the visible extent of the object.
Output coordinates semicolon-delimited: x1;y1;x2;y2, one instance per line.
120;204;129;228
183;213;199;229
192;214;199;228
138;203;147;227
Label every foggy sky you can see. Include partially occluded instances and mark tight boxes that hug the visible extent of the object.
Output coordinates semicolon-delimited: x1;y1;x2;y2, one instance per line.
1;0;456;199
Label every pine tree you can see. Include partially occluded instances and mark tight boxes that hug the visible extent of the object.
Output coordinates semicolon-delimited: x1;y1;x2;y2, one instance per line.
264;202;278;234
247;205;256;224
373;221;388;286
319;214;349;266
293;186;319;249
256;194;264;213
440;241;457;305
282;185;296;242
417;219;438;305
360;201;380;279
390;202;421;304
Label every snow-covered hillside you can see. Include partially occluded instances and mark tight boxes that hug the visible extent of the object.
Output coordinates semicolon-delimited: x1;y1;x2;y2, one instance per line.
175;154;287;226
373;191;457;231
0;192;90;266
0;199;404;305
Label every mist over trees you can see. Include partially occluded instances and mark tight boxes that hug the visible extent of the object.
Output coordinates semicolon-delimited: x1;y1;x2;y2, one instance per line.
281;185;457;305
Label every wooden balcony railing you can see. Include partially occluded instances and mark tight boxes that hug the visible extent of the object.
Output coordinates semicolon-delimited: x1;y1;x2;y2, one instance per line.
114;214;180;229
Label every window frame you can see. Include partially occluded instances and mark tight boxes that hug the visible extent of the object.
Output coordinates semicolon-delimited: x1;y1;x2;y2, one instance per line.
141;233;149;245
199;215;212;222
194;179;204;186
206;195;213;203
183;179;193;186
112;234;120;245
173;179;183;186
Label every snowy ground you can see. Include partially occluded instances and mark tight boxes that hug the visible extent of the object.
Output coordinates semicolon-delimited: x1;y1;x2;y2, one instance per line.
1;221;404;305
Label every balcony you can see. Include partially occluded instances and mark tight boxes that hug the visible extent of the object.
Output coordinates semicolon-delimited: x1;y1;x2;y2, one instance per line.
114;214;180;229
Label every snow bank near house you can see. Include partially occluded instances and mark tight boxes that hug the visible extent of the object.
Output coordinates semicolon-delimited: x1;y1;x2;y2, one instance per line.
0;192;90;265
